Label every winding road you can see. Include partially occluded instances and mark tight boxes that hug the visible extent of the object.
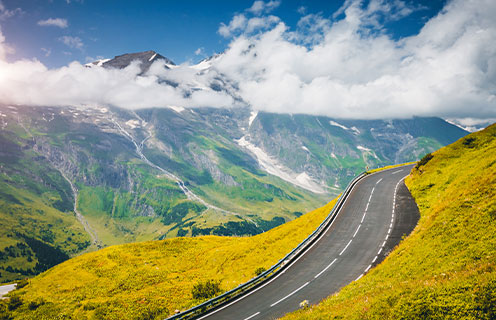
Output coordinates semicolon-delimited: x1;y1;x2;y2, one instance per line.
196;164;419;320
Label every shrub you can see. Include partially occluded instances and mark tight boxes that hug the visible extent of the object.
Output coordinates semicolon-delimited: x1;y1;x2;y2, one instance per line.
255;267;266;276
416;153;434;169
192;279;222;300
16;279;28;289
7;296;21;311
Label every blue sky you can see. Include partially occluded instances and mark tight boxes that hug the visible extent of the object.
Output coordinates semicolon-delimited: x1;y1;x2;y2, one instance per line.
0;0;493;123
2;0;446;67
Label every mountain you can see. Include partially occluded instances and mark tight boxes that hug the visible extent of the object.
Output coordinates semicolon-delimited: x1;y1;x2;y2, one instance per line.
4;124;495;320
0;50;469;282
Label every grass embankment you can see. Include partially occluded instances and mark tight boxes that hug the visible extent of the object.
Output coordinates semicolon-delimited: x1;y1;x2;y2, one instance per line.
2;199;337;319
284;124;496;319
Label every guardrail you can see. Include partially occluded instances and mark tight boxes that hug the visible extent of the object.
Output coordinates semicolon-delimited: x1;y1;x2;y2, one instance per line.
166;171;368;320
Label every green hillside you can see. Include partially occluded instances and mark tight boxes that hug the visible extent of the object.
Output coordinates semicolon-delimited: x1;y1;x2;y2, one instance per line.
282;124;496;319
0;200;337;319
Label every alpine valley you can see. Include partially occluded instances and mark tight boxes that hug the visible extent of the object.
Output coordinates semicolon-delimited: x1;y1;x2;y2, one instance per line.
0;51;468;282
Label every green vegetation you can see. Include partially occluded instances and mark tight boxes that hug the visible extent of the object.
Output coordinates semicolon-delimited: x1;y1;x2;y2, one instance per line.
282;124;496;319
0;126;90;283
2;199;337;319
192;279;222;301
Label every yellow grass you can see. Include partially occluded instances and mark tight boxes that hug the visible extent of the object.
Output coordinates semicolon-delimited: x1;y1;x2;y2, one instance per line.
8;199;338;319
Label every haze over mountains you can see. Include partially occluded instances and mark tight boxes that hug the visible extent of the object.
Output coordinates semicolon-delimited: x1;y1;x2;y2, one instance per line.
0;49;470;283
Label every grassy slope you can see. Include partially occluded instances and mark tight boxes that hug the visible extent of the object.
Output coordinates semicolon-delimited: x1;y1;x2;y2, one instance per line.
5;199;337;319
283;124;496;319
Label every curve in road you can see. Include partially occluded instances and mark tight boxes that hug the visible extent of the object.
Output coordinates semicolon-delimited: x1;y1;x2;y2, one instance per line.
197;164;419;320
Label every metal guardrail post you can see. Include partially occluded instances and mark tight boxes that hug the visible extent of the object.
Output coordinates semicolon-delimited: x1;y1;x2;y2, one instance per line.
166;171;368;320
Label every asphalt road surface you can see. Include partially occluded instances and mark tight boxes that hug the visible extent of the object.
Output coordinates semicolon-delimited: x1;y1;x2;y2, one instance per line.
198;164;420;320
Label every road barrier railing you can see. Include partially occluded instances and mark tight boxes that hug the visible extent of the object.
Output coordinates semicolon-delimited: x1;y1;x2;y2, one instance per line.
166;171;368;320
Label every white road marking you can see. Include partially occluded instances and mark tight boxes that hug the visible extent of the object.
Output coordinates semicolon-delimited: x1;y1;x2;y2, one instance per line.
372;256;378;263
244;312;260;320
382;240;387;247
391;170;403;174
314;258;338;278
376;178;383;184
198;166;412;320
339;239;353;256
365;264;372;272
270;282;310;307
353;225;361;238
355;274;363;281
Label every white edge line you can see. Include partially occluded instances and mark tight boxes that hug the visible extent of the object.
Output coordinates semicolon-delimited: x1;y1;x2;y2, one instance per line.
270;282;309;307
243;312;260;320
197;165;413;320
196;172;367;319
365;265;372;272
355;274;363;281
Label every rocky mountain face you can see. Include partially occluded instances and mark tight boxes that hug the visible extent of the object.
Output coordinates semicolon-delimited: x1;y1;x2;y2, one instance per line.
0;50;469;282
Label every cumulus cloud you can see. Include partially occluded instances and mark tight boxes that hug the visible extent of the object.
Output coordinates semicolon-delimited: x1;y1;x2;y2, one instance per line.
59;35;83;50
38;18;68;28
247;0;280;15
0;26;234;109
0;0;495;122
212;0;496;120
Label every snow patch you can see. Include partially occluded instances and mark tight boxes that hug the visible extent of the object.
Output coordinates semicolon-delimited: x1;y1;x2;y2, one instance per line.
357;145;378;159
248;111;258;128
329;120;349;130
350;126;360;135
165;63;179;69
331;152;337;159
191;60;212;70
168;106;185;113
237;136;325;194
125;119;141;129
85;59;110;68
301;146;309;152
149;53;157;62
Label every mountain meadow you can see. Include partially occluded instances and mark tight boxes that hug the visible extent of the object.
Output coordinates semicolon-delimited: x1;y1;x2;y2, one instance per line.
1;122;493;319
0;199;338;319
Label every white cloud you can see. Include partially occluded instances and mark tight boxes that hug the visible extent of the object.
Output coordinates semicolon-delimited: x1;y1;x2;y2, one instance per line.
0;0;494;123
211;0;496;120
218;14;247;38
38;18;68;28
0;0;23;20
59;36;83;50
194;47;204;56
247;0;280;15
41;47;51;57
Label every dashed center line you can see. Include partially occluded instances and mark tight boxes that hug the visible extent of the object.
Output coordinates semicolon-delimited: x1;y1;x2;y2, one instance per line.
243;312;260;320
270;282;310;307
314;258;338;278
353;224;361;238
339;239;353;256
